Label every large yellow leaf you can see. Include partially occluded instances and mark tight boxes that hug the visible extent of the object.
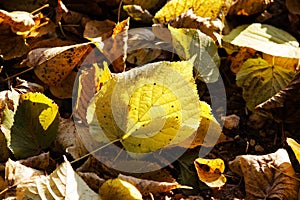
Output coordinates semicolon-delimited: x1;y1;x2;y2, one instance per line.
154;0;226;23
87;60;201;154
236;58;295;112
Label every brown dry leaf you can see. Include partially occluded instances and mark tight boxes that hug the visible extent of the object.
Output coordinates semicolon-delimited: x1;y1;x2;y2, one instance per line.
170;9;224;41
152;24;172;43
255;71;300;123
52;118;88;159
118;174;188;195
2;0;47;13
228;0;273;16
18;152;54;171
77;172;105;192
229;149;299;200
123;5;153;23
286;0;300;14
103;17;130;73
49;71;77;99
0;9;35;33
14;77;44;94
84;20;116;40
25;42;91;86
0;35;30;60
5;159;44;186
0;131;9;162
123;0;160;10
229;47;258;74
29;38;76;50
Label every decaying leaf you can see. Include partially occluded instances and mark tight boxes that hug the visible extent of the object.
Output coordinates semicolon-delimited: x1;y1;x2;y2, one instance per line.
123;5;153;23
169;26;220;83
87;60;200;154
25;42;91;86
2;92;59;159
229;149;299;200
84;19;116;40
52;118;88;160
236;58;295;112
194;158;226;188
154;0;226;23
49;71;77;99
255;71;300;123
0;35;30;60
2;0;47;13
222;23;300;71
286;0;300;15
99;178;143;200
77;172;105;192
228;0;273;16
123;0;160;10
118;174;189;195
14;77;44;94
286;137;300;164
16;157;99;200
18;152;53;171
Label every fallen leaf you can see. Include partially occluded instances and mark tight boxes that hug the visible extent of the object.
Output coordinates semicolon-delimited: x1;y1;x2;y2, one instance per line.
14;77;44;94
286;0;300;15
228;0;273;16
99;178;143;200
222;23;300;71
255;71;300;123
229;47;258;74
118;174;188;195
2;0;47;13
286;137;300;164
123;5;153;23
87;60;200;154
169;26;220;83
123;0;160;10
25;42;91;86
236;58;295;112
84;20;116;40
49;71;77;99
16;157;99;200
154;0;227;23
194;158;226;188
77;172;105;192
18;152;54;171
2;92;59;159
0;35;30;60
229;149;299;200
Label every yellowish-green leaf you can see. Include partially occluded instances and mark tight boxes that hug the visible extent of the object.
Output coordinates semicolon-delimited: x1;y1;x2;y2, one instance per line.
154;0;225;23
194;158;226;188
3;92;59;159
236;58;295;112
16;157;99;200
99;178;143;200
87;61;200;154
287;137;300;165
169;26;220;83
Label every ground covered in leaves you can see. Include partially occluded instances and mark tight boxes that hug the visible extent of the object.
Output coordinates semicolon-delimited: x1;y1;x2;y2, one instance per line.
1;0;300;199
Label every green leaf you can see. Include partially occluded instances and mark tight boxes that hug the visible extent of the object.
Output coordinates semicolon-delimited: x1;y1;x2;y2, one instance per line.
236;58;295;112
3;92;59;159
169;26;220;83
87;60;201;154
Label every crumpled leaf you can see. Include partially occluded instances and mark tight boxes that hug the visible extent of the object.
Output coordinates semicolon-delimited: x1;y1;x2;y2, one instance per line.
228;0;273;16
194;158;226;188
87;60;200;154
229;149;299;200
25;42;91;86
286;137;300;164
3;92;59;159
99;178;143;200
16;157;99;200
0;9;35;33
255;71;300;123
127;28;161;65
154;0;226;23
123;5;153;23
169;26;220;83
222;23;300;71
236;58;295;112
169;9;225;42
118;174;189;195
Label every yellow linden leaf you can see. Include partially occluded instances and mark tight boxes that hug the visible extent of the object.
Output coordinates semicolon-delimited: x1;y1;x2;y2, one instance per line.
194;158;226;188
87;60;200;154
287;138;300;165
154;0;226;23
99;178;143;200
